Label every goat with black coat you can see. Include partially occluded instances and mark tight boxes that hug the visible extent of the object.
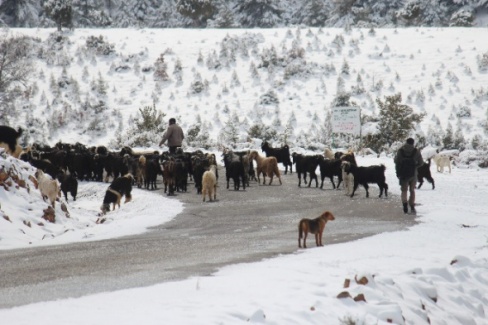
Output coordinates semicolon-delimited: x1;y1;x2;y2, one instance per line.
103;153;130;183
417;158;435;189
318;156;343;189
261;141;293;174
292;153;321;187
192;155;210;194
145;157;163;190
0;126;23;157
173;158;188;192
222;150;247;191
57;171;78;202
343;163;388;198
233;150;255;185
28;157;63;179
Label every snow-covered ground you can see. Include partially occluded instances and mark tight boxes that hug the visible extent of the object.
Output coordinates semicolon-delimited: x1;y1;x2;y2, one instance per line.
1;150;487;324
5;27;488;151
2;26;488;324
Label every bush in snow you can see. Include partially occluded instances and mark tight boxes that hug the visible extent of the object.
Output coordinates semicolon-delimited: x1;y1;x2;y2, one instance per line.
456;106;471;118
118;105;166;147
85;35;115;56
260;90;279;105
154;53;169;81
247;123;277;143
477;52;488;72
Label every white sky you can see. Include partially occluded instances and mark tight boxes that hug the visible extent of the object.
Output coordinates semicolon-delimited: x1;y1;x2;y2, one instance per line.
1;27;488;324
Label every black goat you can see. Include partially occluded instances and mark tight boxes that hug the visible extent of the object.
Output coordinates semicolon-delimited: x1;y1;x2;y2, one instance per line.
233;150;255;185
174;158;188;192
192;155;210;194
318;156;343;189
292;153;320;187
417;158;435;189
222;150;246;191
57;172;78;202
145;157;163;190
28;158;62;179
343;163;388;198
261;141;293;174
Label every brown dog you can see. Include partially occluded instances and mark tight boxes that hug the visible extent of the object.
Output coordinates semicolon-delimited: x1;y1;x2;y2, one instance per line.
298;211;335;248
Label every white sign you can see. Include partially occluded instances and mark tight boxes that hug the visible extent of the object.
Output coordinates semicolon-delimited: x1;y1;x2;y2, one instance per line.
331;106;361;135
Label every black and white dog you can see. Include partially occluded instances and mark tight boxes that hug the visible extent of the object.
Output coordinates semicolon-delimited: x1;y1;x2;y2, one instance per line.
100;174;133;214
0;125;23;157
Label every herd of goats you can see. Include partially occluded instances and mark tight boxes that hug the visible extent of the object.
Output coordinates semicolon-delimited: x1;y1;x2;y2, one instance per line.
0;125;437;215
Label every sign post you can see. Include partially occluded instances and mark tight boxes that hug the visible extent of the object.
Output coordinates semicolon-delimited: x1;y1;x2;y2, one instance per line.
331;106;361;148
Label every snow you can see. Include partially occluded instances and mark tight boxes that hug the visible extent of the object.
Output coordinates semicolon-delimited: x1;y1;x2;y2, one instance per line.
1;151;488;324
1;27;488;324
5;27;488;150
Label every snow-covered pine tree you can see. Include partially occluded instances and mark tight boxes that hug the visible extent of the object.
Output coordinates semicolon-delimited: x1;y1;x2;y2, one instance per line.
112;0;162;27
234;0;284;28
443;122;454;149
0;0;41;27
292;0;330;27
176;0;216;27
44;0;73;31
376;93;425;148
72;0;111;27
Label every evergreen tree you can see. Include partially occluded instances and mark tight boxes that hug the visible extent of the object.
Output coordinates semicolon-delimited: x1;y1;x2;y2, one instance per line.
376;93;425;148
443;123;454;149
154;53;169;81
72;0;112;27
176;0;216;27
0;0;40;27
0;33;33;110
122;105;166;147
221;113;240;145
44;0;73;31
211;4;235;28
293;0;330;27
112;0;162;27
234;0;283;28
331;91;352;107
453;125;466;150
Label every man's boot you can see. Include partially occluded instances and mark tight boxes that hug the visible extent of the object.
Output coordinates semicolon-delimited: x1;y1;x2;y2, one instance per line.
410;205;416;214
403;203;408;214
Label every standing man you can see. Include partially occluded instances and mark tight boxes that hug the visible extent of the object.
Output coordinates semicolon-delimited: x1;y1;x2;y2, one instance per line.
394;137;424;214
159;118;184;154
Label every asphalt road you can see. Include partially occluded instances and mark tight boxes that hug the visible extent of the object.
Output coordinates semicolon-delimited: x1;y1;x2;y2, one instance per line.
0;168;416;308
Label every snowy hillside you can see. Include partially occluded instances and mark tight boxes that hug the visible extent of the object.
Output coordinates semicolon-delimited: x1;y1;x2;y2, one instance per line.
0;149;183;249
4;27;488;159
2;0;488;29
2;27;488;324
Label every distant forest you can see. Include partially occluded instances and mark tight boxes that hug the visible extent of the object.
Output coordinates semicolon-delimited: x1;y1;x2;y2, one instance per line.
1;0;488;29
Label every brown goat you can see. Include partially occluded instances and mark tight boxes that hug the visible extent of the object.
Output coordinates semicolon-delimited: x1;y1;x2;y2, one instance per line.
249;150;282;185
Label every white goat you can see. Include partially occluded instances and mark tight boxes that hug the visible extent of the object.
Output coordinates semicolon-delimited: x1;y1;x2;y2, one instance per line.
202;164;218;202
35;169;60;207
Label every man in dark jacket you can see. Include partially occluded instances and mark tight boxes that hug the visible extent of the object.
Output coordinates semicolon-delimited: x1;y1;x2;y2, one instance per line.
159;118;184;154
394;138;424;214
